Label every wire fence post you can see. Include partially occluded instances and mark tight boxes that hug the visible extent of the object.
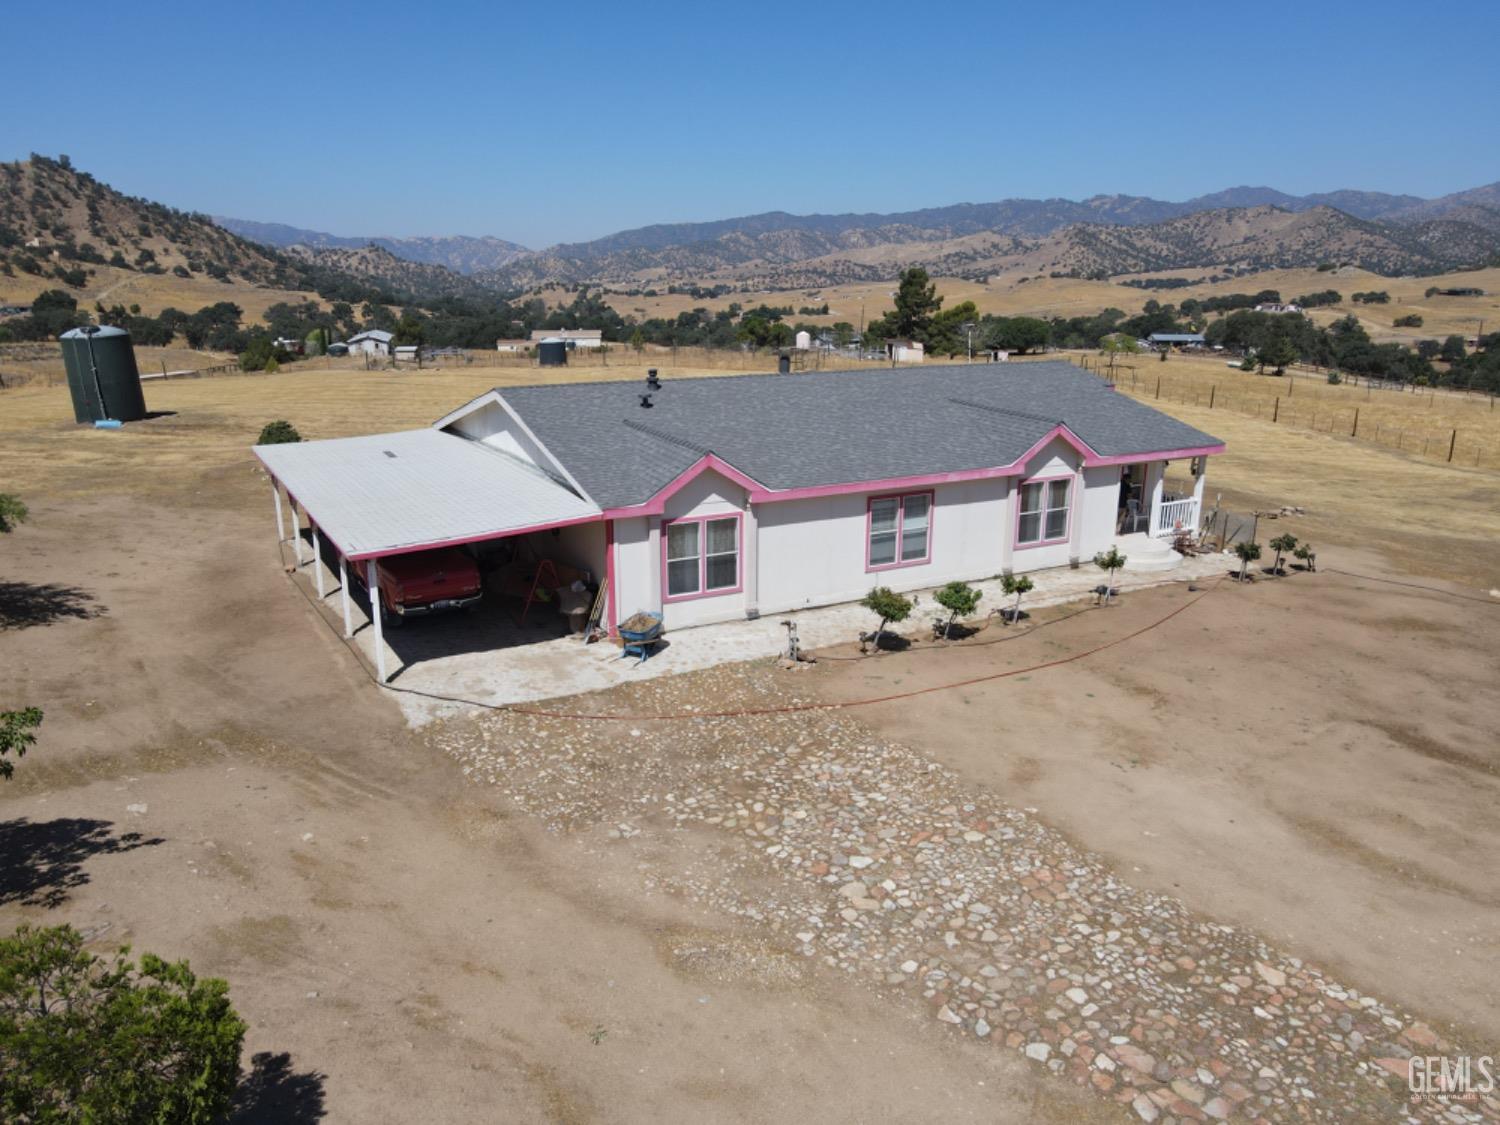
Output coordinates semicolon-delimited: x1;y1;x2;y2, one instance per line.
1448;429;1457;463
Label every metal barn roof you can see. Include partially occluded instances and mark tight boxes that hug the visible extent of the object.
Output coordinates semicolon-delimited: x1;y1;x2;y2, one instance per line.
254;428;601;560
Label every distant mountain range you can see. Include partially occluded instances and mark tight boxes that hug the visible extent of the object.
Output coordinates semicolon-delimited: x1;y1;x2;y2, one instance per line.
219;181;1499;291
211;217;530;275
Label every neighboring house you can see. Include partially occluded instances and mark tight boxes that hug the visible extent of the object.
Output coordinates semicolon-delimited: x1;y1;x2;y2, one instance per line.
1147;333;1207;348
1253;303;1303;315
495;338;530;352
529;329;603;349
394;345;421;363
884;339;925;362
0;304;30;318
258;362;1223;646
347;329;394;357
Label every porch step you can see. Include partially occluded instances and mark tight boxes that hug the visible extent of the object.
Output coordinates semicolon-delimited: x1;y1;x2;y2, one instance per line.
1113;532;1183;573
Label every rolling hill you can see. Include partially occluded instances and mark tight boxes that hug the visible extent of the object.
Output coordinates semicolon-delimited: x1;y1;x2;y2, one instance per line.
213;216;530;274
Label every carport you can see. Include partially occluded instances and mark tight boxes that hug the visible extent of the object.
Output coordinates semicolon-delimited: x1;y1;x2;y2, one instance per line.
255;428;604;681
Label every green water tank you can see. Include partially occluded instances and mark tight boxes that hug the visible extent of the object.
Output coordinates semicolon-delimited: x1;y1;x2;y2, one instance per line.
59;326;148;424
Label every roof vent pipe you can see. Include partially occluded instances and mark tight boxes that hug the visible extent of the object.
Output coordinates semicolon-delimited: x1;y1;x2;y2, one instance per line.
639;393;654;408
646;368;660;389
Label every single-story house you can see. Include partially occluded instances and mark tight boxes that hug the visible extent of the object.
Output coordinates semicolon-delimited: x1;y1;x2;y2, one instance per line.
394;345;421;363
1147;333;1206;348
884;339;925;362
1253;303;1303;315
529;328;602;349
495;339;530;352
256;362;1222;679
347;329;394;357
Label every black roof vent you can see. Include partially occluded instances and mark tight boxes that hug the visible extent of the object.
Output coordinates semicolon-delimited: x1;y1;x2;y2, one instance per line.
639;393;654;409
646;368;661;389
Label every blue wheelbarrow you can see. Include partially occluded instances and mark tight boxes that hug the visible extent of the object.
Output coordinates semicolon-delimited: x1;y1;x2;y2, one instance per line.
617;611;664;665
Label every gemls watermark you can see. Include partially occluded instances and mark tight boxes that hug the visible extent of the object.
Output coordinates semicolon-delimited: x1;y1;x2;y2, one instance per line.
1408;1055;1495;1103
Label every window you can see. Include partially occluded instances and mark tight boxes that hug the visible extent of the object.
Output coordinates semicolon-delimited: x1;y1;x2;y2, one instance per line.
867;492;932;570
1017;477;1070;547
663;515;740;600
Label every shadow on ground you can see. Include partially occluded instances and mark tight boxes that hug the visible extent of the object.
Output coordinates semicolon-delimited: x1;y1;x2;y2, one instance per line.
0;581;105;630
230;1051;328;1123
0;817;163;908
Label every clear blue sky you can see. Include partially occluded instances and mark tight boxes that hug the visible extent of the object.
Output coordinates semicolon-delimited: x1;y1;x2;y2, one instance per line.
5;0;1497;247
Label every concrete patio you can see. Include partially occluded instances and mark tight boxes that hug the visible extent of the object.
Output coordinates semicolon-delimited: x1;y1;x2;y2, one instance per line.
287;544;1233;727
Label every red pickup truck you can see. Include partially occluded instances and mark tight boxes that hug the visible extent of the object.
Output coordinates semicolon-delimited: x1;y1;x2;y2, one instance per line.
347;546;483;624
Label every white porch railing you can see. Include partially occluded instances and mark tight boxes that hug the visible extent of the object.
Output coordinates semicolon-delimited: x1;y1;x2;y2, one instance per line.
1150;496;1200;538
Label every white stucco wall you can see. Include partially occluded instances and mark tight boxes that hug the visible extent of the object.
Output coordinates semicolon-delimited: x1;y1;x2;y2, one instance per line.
611;516;656;625
755;477;1008;614
1007;438;1082;571
658;469;749;630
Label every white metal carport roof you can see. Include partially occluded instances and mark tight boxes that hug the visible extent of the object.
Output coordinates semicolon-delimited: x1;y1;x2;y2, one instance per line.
254;428;602;560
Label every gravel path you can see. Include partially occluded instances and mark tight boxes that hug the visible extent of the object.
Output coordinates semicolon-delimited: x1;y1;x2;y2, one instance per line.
430;660;1496;1123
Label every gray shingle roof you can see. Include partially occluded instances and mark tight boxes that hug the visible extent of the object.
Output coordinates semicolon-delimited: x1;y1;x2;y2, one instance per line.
491;361;1222;510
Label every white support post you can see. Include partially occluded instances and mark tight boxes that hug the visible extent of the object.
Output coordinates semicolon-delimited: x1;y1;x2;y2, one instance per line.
367;560;387;683
742;503;759;618
647;517;663;614
311;522;326;598
1148;462;1166;537
271;479;286;547
339;556;353;638
1067;466;1086;567
289;499;306;565
999;479;1016;576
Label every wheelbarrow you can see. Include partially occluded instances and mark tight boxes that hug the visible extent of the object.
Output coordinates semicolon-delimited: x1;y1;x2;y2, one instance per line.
616;611;664;665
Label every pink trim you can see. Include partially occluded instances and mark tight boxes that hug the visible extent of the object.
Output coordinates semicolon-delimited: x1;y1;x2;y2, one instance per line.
1084;443;1224;467
1013;473;1074;551
604;519;617;636
606;454;764;519
660;512;744;603
864;490;934;572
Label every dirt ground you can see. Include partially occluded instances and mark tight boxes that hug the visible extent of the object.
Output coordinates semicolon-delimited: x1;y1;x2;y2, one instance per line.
0;476;1109;1123
813;565;1500;1047
3;372;1499;1120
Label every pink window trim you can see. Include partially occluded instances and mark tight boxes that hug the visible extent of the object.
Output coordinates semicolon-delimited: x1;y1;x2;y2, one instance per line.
1013;473;1074;551
660;512;744;604
865;490;935;572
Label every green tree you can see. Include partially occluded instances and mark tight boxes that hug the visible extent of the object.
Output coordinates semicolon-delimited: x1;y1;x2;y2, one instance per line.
0;708;42;781
891;267;941;340
1439;335;1466;363
860;586;913;651
1100;334;1139;375
933;581;982;639
1269;533;1298;575
984;316;1050;355
256;420;302;445
1093;547;1127;604
1000;573;1034;623
629;327;645;352
1293;543;1317;572
0;924;245;1122
1234;540;1262;582
1257;335;1296;375
0;494;27;533
393;313;426;346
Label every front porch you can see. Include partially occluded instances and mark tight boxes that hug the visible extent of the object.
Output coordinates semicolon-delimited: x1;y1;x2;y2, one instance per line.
1116;455;1209;539
284;546;1232;727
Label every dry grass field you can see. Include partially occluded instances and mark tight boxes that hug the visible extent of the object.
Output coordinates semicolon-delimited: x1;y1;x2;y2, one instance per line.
0;263;329;324
602;266;1500;347
3;346;1495;590
1090;351;1500;469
